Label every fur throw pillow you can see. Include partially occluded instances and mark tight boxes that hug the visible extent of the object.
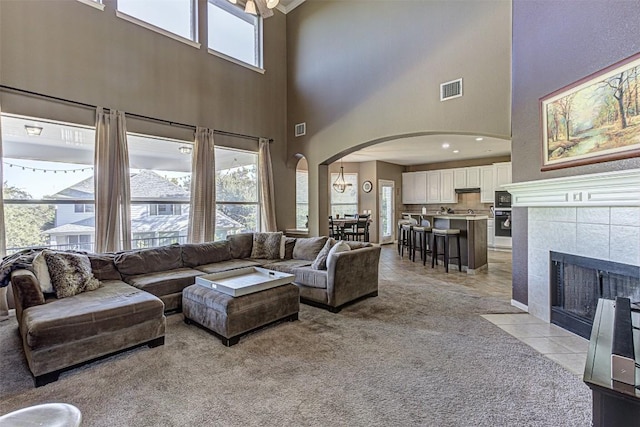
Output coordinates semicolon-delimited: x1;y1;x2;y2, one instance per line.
44;251;101;299
250;232;284;260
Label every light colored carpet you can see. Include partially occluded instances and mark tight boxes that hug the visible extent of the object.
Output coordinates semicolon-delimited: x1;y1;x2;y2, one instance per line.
0;277;591;426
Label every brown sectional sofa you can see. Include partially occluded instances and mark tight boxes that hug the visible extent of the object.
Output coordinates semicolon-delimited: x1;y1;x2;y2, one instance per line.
10;233;381;386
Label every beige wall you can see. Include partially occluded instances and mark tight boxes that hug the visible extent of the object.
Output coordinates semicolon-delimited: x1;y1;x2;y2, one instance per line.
0;0;292;228
286;0;512;234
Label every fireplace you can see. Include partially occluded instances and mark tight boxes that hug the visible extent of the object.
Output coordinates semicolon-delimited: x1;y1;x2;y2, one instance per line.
550;251;640;339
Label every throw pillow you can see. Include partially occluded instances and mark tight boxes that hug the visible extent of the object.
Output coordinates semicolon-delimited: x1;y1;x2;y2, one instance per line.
311;238;336;270
284;237;296;260
227;233;254;259
44;251;101;299
250;232;284;259
326;240;351;271
293;236;328;261
32;251;54;293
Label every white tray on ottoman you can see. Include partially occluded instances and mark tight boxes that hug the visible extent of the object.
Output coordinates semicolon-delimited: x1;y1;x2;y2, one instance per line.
195;267;294;297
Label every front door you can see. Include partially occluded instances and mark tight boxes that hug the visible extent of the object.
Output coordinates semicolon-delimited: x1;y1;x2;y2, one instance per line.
378;179;395;245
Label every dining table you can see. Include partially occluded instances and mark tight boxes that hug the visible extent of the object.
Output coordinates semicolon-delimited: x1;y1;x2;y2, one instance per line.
332;216;372;241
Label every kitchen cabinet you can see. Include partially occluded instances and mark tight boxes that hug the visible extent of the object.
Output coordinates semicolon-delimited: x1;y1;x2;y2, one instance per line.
453;167;481;189
426;171;440;203
440;169;457;203
402;171;427;204
480;166;494;203
494;162;512;190
487;221;495;248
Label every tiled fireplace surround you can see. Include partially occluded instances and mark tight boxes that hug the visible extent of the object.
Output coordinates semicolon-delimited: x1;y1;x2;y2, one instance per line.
504;168;640;323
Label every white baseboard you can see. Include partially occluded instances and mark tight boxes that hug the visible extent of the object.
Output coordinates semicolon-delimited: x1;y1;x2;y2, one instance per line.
511;299;528;312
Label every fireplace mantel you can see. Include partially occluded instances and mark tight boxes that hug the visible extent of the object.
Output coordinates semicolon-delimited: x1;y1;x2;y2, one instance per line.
502;168;640;208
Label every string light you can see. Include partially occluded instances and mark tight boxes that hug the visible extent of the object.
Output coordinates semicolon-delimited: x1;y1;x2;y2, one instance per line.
3;161;93;174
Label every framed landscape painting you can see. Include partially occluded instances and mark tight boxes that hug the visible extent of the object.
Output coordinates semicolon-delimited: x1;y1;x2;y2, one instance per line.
541;52;640;170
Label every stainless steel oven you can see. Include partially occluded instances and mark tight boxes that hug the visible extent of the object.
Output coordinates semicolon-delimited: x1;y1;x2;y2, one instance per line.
494;210;512;237
495;191;512;209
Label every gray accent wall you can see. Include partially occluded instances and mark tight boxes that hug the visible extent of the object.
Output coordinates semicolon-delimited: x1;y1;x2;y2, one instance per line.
0;0;291;228
511;0;640;305
286;0;512;234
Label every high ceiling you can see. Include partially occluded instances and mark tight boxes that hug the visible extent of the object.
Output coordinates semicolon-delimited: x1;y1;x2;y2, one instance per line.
341;134;511;165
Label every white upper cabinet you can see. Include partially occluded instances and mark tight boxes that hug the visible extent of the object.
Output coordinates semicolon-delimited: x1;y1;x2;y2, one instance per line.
494;162;512;190
466;167;481;187
453;167;481;189
426;171;441;203
439;169;457;203
480;166;494;203
402;171;427;204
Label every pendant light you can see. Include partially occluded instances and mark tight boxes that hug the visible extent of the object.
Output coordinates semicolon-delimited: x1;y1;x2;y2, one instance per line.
332;159;352;193
245;0;257;15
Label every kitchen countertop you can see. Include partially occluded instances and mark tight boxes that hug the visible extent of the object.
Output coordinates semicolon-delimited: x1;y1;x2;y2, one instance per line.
432;214;488;221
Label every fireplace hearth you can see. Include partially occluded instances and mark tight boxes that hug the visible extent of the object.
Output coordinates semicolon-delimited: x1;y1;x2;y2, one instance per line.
550;251;640;339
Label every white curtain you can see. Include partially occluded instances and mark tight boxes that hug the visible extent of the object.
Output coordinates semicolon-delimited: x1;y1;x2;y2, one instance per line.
94;108;131;253
0;105;7;321
258;138;277;232
188;127;216;243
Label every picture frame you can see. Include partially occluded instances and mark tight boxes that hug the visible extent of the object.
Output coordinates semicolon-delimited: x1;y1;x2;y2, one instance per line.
540;52;640;171
362;180;373;193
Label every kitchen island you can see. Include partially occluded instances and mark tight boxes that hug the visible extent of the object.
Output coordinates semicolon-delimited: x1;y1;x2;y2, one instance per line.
430;214;488;273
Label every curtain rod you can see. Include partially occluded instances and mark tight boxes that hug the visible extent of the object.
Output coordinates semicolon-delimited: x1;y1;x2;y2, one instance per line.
0;85;273;143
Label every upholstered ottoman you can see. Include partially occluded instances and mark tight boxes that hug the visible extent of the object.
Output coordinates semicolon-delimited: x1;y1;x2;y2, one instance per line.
182;283;299;346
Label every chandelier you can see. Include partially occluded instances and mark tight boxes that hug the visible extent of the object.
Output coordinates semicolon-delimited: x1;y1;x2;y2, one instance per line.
332;160;353;193
228;0;279;17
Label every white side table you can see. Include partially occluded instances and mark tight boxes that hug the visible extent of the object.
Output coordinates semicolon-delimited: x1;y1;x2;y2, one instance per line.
0;403;81;427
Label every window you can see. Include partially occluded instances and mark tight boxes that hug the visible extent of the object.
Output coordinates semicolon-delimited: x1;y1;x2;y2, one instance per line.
330;173;358;217
128;133;192;249
296;159;308;230
150;204;181;216
215;147;259;240
67;235;92;251
208;0;262;69
117;0;197;42
1;114;95;254
74;204;95;213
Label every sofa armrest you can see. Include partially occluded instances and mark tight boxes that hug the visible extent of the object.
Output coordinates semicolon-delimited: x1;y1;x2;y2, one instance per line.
326;246;381;307
10;269;45;322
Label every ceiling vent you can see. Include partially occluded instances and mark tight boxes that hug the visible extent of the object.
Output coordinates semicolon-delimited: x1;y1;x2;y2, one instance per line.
294;122;306;137
440;78;463;101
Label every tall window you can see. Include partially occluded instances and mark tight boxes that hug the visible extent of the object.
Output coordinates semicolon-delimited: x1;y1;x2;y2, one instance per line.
128;134;192;249
215;147;259;239
208;0;262;68
296;158;308;230
118;0;197;42
1;114;95;254
330;173;358;217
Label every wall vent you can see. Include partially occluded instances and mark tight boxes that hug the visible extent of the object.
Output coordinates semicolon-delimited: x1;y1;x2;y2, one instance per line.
440;78;463;101
294;122;306;137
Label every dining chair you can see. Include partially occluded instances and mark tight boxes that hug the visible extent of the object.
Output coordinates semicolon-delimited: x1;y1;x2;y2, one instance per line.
329;216;341;239
344;214;369;241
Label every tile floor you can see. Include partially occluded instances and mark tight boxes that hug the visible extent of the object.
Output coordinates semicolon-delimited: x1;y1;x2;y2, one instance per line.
380;244;589;377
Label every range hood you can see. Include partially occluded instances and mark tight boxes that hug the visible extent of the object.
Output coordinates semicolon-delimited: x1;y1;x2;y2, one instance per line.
454;187;481;194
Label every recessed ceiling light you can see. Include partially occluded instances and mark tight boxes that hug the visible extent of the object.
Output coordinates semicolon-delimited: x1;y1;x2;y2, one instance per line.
178;146;193;155
475;137;484;141
453;149;460;154
442;143;450;149
25;125;43;136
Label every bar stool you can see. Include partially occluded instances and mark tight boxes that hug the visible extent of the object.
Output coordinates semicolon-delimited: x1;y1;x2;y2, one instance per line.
431;228;462;273
411;220;433;265
397;220;414;257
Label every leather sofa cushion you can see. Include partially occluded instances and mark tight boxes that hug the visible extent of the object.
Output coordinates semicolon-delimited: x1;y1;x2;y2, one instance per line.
226;233;254;259
23;280;164;350
181;241;232;267
262;259;312;274
125;268;203;297
114;245;183;276
293;236;328;261
195;259;261;274
88;253;122;281
292;266;327;289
